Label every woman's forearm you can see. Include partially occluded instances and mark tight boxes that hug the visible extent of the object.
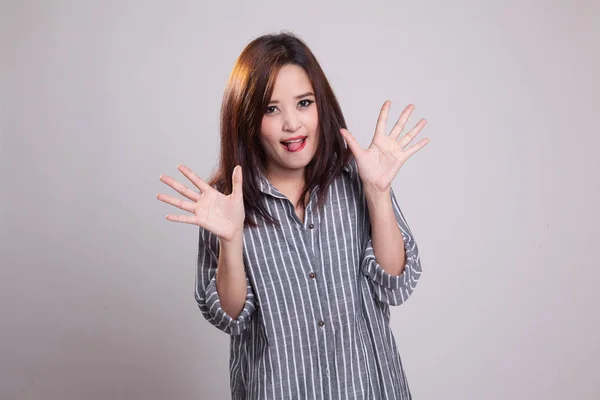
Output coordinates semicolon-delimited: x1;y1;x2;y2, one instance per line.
365;187;406;276
216;232;248;319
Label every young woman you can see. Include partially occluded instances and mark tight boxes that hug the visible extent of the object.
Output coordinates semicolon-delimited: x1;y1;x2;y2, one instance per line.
157;32;429;400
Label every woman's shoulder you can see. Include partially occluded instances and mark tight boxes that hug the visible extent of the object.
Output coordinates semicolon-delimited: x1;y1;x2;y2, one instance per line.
325;156;363;205
337;156;362;192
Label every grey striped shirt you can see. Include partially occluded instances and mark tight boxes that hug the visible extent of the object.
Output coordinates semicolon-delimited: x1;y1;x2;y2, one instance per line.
195;159;422;399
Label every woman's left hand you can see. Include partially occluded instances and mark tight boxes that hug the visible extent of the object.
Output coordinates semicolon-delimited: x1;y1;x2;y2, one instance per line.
340;101;429;194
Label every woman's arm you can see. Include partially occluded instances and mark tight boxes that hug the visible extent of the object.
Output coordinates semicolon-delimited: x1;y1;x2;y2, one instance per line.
360;185;422;306
195;227;256;335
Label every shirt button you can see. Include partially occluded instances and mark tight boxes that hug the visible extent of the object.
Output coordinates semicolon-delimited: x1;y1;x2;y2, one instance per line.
309;272;316;279
309;223;314;229
317;320;325;327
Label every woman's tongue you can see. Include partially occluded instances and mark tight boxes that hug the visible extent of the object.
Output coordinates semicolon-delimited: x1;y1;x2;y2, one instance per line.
284;139;304;152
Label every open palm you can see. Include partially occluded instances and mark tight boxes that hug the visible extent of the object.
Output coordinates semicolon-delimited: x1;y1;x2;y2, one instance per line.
340;101;429;193
156;165;245;242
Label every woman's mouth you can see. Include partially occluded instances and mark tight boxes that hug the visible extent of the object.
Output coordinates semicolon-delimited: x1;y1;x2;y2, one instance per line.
281;137;307;152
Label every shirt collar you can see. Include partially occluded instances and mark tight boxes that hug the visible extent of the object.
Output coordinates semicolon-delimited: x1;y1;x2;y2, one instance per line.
257;170;288;199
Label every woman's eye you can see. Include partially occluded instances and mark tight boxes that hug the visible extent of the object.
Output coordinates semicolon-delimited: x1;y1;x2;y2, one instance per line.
265;106;277;114
299;99;314;107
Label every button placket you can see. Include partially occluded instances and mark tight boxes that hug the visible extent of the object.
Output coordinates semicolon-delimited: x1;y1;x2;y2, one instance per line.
300;202;317;263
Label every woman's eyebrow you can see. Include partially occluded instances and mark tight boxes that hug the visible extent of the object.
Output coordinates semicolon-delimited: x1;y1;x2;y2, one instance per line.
269;92;315;104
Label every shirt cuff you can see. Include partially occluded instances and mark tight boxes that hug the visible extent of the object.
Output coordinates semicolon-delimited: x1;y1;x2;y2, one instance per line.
361;236;422;305
199;275;256;336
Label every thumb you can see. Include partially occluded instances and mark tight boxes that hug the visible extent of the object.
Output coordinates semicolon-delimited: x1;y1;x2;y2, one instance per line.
231;165;243;198
340;128;362;157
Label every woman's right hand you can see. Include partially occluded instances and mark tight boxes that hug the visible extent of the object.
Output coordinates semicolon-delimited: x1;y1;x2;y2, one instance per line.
156;165;245;242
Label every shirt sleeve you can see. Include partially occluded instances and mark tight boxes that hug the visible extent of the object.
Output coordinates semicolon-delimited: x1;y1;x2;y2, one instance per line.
194;226;256;335
361;186;423;306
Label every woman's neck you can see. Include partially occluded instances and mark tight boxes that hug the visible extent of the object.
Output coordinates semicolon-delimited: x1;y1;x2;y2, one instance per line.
265;168;306;206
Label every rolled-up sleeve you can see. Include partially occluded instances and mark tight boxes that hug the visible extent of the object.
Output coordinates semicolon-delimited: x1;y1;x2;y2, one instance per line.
194;227;256;335
361;187;422;306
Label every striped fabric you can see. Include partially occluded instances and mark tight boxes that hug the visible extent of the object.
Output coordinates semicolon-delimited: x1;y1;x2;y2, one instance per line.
195;159;422;399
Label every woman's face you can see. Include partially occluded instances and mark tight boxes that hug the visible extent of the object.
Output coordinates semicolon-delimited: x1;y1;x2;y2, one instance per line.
259;64;319;180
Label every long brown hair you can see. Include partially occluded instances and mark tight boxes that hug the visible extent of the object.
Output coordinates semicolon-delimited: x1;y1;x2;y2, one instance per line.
208;31;351;227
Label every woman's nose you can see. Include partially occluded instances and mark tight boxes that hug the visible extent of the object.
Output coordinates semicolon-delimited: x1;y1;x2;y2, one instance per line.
282;111;301;132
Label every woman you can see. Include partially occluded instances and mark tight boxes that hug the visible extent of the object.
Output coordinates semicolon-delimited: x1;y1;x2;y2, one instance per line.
157;31;429;399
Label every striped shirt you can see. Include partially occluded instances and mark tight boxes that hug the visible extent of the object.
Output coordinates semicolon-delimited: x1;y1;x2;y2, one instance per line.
195;159;422;399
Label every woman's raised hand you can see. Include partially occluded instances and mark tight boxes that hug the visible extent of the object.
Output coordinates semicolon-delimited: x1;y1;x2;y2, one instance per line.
156;165;245;242
339;101;429;194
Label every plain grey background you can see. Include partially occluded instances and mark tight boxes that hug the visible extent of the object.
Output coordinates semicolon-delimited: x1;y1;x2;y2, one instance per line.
1;0;599;399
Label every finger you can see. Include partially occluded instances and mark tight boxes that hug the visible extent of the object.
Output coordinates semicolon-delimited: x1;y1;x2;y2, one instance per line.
159;175;200;202
165;214;199;225
177;164;212;194
398;118;427;148
231;165;243;199
374;100;392;138
402;137;430;159
339;128;363;157
389;104;415;140
156;193;196;213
